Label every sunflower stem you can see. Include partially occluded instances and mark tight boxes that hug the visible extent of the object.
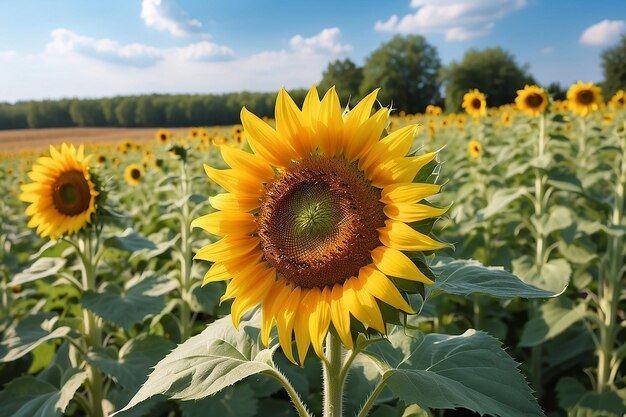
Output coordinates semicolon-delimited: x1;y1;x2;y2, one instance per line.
323;331;344;417
265;368;312;417
178;160;193;341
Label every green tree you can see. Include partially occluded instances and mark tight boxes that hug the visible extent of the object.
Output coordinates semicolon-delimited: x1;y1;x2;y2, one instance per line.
546;82;567;101
114;98;137;127
441;47;535;111
360;35;441;114
319;58;364;104
601;34;626;98
69;100;107;127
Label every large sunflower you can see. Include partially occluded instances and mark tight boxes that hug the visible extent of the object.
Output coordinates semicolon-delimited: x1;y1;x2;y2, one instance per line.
462;89;487;119
193;86;447;364
20;143;98;239
567;81;603;116
515;85;548;116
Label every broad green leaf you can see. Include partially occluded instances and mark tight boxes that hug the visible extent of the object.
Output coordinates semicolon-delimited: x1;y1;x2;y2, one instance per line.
428;257;558;299
115;310;275;415
547;171;584;194
478;187;527;220
86;335;175;391
178;384;258;417
0;313;71;362
543;206;574;236
513;256;571;294
81;285;165;331
104;228;157;252
0;368;86;417
364;328;545;417
9;257;66;286
557;377;626;417
519;297;586;347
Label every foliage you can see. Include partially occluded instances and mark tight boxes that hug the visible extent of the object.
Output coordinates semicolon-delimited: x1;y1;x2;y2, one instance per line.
319;58;364;105
601;34;626;98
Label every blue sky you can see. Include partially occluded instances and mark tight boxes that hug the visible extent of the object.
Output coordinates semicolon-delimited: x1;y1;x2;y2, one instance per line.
0;0;624;102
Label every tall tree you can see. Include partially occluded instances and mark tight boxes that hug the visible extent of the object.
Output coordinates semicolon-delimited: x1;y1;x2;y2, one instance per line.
319;58;364;105
601;35;626;98
360;35;441;114
441;47;535;111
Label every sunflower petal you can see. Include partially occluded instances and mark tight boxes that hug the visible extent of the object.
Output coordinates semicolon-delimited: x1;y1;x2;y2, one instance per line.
261;280;292;346
378;220;447;252
318;86;344;157
360;125;419;173
370;246;433;284
343;277;386;333
359;265;414;313
330;284;353;349
191;211;257;236
276;87;312;157
383;203;448;222
241;107;294;167
231;267;275;329
194;235;260;262
277;287;301;364
309;287;331;358
220;146;275;180
380;183;441;204
203;165;263;196
209;193;260;212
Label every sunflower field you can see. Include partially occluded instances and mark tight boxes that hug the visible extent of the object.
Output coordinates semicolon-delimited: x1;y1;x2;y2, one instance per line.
0;84;625;417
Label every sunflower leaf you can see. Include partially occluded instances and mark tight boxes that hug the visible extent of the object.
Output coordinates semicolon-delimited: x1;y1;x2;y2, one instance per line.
104;228;157;253
519;297;587;347
0;313;71;362
9;257;66;286
362;328;545;417
114;310;275;415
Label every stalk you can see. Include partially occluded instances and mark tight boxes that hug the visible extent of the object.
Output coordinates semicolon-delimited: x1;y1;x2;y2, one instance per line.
323;332;344;417
178;161;193;341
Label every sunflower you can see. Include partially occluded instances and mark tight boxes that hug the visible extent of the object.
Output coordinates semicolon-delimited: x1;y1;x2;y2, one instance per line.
602;112;614;126
567;81;603;116
425;105;442;116
193;86;447;364
124;164;143;186
96;154;107;164
20;144;99;239
462;89;487;119
501;111;513;127
156;128;170;144
468;139;481;159
515;85;548;116
609;90;625;109
190;127;200;140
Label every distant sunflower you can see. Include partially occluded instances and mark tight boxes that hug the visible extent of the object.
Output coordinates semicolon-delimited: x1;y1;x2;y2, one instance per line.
190;127;200;140
124;164;143;186
194;86;447;364
501;112;513;127
515;85;548;116
425;105;443;116
462;89;487;119
567;81;603;116
609;90;625;109
96;154;107;164
20;144;99;239
156;128;170;144
468;139;481;159
602;112;614;126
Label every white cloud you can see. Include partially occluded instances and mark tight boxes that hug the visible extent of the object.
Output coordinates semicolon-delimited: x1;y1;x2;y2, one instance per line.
540;46;553;54
45;28;234;67
140;0;205;37
0;50;17;59
374;0;527;41
580;19;625;46
289;28;352;55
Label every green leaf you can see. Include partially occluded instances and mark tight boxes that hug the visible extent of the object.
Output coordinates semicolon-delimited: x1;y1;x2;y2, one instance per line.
0;368;86;417
519;297;586;347
428;257;558;300
104;228;157;252
478;187;527;220
9;257;66;286
81;282;165;331
364;328;544;417
557;377;626;417
178;384;258;417
115;310;275;415
86;335;176;391
543;206;574;236
512;256;571;294
547;172;584;194
0;313;71;362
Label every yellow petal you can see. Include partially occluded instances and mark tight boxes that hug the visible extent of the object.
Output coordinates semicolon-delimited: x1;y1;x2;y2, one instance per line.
202;262;230;286
277;287;302;364
275;87;312;157
370;246;433;284
209;193;260;212
302;84;321;129
344;88;380;130
345;108;389;162
261;280;292;346
383;203;448;223
220;146;275;180
231;266;275;328
317;86;344;157
360;125;419;173
191;211;257;236
203;165;263;196
343;277;386;333
378;220;447;252
194;235;260;262
294;289;314;364
370;152;437;188
380;183;441;204
241;107;294;167
309;287;331;358
359;265;414;313
330;284;353;349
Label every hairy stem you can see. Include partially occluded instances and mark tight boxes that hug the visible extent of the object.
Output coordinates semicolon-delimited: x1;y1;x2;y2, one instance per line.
323;332;344;417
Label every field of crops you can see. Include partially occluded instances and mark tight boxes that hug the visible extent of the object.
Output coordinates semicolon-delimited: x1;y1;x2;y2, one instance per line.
0;84;624;417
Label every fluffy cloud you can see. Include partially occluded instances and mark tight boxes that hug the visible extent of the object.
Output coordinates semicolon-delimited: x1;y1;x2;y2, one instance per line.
375;0;527;41
290;27;352;55
579;20;625;46
140;0;205;37
0;50;17;59
45;28;234;67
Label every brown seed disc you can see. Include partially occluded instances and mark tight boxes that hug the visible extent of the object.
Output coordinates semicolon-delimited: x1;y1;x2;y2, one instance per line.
525;93;544;109
257;156;386;288
577;90;594;105
52;170;91;216
131;168;141;180
471;98;482;110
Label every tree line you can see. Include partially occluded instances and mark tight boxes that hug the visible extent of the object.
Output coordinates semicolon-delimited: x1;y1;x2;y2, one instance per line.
1;34;624;130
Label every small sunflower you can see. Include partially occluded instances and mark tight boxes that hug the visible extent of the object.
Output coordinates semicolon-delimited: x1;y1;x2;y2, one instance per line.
609;90;625;109
96;154;107;164
468;139;481;159
455;114;466;130
515;85;548;116
156;128;170;144
425;105;443;116
194;86;447;364
602;112;614;126
20;144;99;239
501;112;513;127
124;164;143;186
567;81;603;116
462;89;487;119
190;128;200;140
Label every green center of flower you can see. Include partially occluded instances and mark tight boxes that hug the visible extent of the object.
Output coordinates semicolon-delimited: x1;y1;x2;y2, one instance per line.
52;170;91;216
258;156;386;289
